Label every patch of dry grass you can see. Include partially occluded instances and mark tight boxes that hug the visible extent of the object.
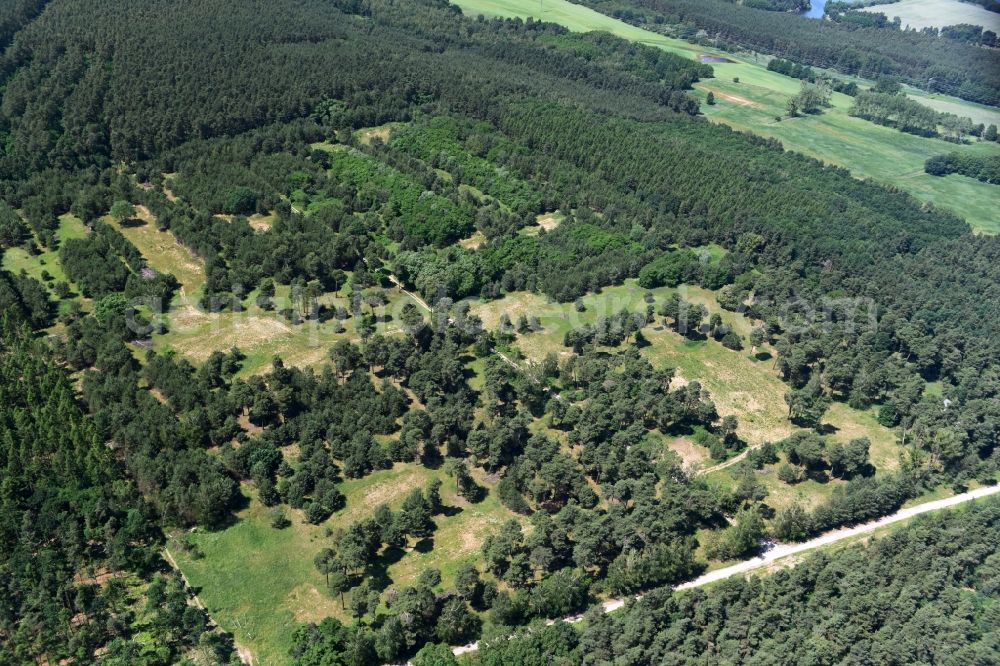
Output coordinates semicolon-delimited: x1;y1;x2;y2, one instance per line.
106;208;206;299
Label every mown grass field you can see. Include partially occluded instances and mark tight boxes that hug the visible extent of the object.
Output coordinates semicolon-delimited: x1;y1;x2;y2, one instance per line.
173;465;521;666
452;0;1000;234
694;65;1000;234
863;0;1000;30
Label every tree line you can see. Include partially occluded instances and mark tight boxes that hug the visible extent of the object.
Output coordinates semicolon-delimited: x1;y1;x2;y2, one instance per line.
925;151;1000;184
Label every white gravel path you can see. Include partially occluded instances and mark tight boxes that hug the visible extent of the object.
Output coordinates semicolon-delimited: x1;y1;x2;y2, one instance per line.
446;484;1000;657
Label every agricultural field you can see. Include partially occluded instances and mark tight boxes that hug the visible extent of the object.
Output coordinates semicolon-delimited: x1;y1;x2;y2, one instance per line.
172;465;521;665
694;63;1000;234
453;0;1000;233
863;0;1000;30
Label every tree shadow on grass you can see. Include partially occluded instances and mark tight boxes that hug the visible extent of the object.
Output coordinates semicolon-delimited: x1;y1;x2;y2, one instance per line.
367;545;408;592
440;504;463;518
817;423;840;436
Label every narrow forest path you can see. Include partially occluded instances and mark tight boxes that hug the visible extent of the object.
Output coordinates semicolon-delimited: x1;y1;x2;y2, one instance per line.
696;446;754;476
387;273;432;312
165;545;257;664
448;483;1000;657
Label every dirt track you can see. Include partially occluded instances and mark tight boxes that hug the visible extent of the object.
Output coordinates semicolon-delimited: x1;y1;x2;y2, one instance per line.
449;483;1000;657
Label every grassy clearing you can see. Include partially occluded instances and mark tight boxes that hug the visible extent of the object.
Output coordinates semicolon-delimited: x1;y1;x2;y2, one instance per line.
173;466;521;666
152;286;422;376
3;214;89;318
105;207;207;301
2;213;87;287
863;0;1000;30
452;0;1000;233
520;210;565;236
471;279;897;453
354;122;408;146
473;280;790;443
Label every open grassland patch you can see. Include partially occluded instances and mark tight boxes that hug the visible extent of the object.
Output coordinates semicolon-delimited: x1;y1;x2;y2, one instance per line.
385;468;524;589
354;122;407;145
696;66;1000;233
473;280;795;444
3;213;87;288
153;287;421;375
537;211;563;231
863;0;1000;30
453;0;1000;233
247;212;277;231
458;230;486;249
172;490;343;666
105;207;206;299
3;214;89;318
668;436;710;470
174;466;521;666
472;279;898;453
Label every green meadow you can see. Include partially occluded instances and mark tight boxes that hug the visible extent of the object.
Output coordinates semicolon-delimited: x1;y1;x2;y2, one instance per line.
2;213;88;294
173;465;521;665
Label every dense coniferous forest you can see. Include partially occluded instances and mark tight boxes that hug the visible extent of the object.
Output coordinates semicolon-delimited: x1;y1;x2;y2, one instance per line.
0;324;239;664
0;0;998;663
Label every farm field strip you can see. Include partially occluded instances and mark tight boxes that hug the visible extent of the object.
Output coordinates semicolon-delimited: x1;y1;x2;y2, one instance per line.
863;0;1000;30
452;0;1000;233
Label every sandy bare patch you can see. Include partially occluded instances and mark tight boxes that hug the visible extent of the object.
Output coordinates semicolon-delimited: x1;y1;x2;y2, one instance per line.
285;584;339;624
474;292;551;330
238;414;263;434
248;213;275;232
149;388;169;405
358;126;392;145
669;437;709;470
271;346;331;375
110;211;205;293
726;390;762;414
363;473;422;506
711;90;759;108
459;231;485;249
135;205;154;222
235;644;254;665
73;569;115;586
166;311;295;361
536;213;561;231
